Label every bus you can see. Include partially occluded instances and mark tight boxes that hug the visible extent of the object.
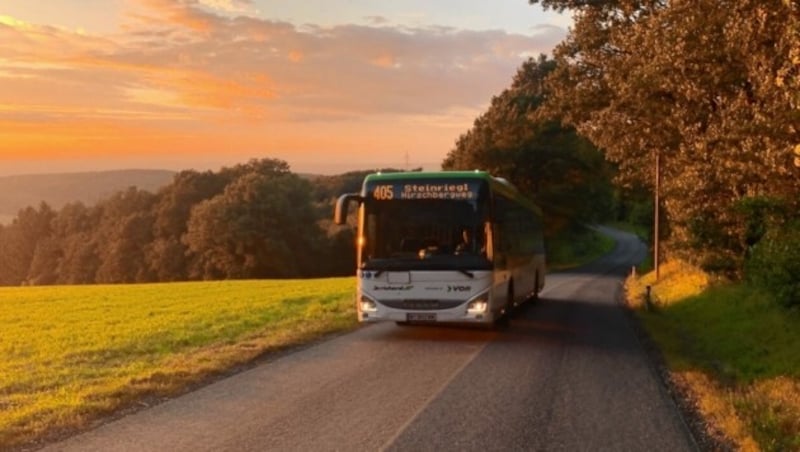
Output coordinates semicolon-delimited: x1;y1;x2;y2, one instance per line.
334;171;545;326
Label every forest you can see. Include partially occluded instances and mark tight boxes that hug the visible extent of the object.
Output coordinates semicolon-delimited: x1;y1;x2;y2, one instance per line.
1;0;798;308
0;159;365;285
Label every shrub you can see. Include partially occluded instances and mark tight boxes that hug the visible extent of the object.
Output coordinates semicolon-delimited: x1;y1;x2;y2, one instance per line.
747;221;800;309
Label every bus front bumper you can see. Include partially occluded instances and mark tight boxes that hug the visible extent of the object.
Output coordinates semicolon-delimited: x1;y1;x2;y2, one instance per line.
359;304;496;324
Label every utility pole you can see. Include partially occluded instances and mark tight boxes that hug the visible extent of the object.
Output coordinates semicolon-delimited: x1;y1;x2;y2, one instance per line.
654;149;661;281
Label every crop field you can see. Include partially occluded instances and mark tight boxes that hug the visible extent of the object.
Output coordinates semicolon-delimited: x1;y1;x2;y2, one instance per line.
0;278;357;449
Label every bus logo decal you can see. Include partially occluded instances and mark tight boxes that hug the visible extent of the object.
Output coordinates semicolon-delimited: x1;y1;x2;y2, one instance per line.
448;285;471;292
373;285;413;291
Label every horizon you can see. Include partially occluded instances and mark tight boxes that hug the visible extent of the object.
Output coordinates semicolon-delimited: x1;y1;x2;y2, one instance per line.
0;1;570;177
0;155;444;178
0;159;440;178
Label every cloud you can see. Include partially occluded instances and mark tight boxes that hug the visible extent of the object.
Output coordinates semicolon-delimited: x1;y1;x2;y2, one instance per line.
0;1;568;139
364;16;390;26
119;1;566;118
198;0;254;13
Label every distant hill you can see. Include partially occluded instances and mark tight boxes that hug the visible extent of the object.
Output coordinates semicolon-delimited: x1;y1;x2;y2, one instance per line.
0;169;175;224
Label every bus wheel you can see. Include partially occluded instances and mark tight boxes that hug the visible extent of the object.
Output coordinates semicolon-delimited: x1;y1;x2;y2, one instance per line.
531;272;540;302
491;313;510;330
504;283;516;321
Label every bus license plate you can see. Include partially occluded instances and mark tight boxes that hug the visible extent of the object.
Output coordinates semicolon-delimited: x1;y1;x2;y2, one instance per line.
407;313;437;322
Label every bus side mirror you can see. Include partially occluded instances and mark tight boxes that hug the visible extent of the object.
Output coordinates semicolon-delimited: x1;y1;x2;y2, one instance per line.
334;193;363;225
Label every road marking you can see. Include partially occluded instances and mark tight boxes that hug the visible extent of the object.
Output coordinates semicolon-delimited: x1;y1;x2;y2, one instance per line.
378;339;490;451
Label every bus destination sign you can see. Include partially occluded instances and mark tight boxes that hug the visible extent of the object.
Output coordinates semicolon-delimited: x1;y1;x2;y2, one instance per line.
369;181;480;201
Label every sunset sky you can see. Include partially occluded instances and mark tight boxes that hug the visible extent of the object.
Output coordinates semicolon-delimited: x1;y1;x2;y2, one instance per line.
0;1;570;176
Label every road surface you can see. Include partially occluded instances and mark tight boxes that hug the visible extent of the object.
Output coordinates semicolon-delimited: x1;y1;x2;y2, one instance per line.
44;227;696;451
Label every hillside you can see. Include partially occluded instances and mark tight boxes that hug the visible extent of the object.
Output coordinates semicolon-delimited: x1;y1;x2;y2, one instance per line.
0;169;175;223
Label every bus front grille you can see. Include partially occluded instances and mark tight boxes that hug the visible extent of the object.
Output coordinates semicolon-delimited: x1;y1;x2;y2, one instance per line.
380;299;464;310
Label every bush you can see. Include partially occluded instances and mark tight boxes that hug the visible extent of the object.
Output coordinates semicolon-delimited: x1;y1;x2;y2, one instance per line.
747;221;800;309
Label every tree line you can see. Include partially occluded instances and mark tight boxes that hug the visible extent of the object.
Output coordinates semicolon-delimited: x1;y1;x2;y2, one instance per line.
448;0;799;306
0;160;371;285
0;149;609;286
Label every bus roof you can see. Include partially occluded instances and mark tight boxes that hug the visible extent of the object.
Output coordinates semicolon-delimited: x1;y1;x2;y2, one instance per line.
364;170;515;191
363;170;491;181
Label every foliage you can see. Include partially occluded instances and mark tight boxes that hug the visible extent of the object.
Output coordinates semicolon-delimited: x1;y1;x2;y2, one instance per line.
530;0;800;277
0;278;357;449
0;159;367;286
185;169;323;279
747;220;800;309
442;55;616;240
0;203;54;285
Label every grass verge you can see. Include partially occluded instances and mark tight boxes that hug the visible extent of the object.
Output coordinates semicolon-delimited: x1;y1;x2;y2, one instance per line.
0;278;358;450
626;261;800;451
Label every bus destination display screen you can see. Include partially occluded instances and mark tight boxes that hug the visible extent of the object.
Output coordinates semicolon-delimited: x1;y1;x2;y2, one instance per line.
367;180;482;201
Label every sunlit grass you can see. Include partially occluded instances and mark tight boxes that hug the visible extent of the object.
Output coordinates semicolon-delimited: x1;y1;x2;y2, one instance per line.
625;262;800;451
0;279;357;449
626;259;711;309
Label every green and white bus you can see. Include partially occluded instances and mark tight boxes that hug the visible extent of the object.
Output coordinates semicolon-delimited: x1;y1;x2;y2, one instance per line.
334;171;545;326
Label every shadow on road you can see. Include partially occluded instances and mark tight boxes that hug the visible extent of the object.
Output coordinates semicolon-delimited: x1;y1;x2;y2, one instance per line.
374;294;639;357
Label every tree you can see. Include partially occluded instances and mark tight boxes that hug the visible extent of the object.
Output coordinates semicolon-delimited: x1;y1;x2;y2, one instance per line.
0;203;56;285
53;202;100;285
147;169;228;281
443;55;615;238
530;0;800;276
184;160;325;279
94;187;156;283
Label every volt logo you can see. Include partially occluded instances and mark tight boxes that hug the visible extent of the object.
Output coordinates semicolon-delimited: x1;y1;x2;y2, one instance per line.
447;285;471;292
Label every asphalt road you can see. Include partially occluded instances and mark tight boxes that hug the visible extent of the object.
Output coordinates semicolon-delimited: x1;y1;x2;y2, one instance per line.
43;227;697;452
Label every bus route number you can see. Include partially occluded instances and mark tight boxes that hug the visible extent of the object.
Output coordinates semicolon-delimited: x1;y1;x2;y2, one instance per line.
373;185;394;200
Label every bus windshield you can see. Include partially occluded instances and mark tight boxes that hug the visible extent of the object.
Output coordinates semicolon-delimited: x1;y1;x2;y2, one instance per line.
360;179;491;271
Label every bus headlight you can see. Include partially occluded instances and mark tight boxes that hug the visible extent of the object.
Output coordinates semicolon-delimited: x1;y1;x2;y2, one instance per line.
360;296;377;312
467;297;488;314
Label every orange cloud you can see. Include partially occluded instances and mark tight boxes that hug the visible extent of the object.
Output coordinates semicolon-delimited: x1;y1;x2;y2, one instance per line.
134;0;217;32
0;2;567;174
370;54;398;69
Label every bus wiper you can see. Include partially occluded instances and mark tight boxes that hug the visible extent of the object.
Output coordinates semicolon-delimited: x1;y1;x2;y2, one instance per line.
374;270;385;278
458;269;475;278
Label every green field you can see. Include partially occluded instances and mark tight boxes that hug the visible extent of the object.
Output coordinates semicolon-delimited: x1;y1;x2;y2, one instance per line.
0;279;358;449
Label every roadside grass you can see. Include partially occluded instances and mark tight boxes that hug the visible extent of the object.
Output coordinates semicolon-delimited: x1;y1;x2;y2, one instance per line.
547;226;616;271
626;262;800;451
0;278;358;450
